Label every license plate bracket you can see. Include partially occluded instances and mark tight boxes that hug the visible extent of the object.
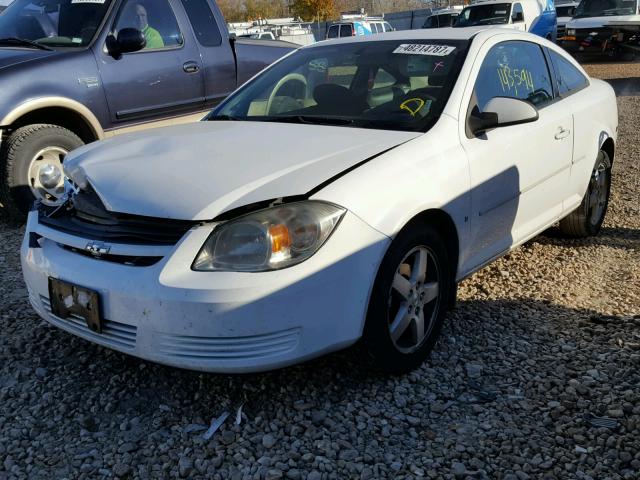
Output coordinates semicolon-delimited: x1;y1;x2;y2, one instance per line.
48;278;102;334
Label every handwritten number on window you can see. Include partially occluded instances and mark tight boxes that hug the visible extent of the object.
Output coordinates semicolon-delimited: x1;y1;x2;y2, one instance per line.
497;65;534;96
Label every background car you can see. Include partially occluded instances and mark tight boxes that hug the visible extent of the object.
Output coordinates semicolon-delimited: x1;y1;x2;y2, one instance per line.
0;0;295;219
326;14;394;39
454;0;558;40
422;7;463;28
22;28;617;374
555;0;579;39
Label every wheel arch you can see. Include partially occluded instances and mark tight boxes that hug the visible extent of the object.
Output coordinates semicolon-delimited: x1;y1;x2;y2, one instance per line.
404;209;460;282
600;137;615;165
0;97;104;144
384;208;460;310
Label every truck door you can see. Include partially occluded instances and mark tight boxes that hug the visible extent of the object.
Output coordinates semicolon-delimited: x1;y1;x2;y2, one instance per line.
95;0;205;129
511;3;527;31
179;0;237;109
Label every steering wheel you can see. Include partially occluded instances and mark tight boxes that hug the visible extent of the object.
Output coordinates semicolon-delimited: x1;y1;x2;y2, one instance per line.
266;73;308;115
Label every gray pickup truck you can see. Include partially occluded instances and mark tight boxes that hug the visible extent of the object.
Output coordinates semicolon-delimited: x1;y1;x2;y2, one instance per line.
0;0;295;219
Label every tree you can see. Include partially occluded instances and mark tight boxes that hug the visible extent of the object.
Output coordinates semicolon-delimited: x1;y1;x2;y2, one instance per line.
218;0;244;22
291;0;337;21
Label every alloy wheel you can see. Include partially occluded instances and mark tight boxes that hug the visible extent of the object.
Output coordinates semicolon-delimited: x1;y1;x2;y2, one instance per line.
387;246;441;354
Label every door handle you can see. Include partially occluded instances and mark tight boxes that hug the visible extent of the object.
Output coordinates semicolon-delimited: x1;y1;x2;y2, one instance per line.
183;62;200;74
554;127;570;140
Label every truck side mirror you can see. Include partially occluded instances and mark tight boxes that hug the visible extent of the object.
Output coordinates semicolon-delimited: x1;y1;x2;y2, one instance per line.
512;12;524;22
106;28;146;58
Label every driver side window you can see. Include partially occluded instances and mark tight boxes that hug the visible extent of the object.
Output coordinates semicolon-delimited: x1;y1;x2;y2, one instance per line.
114;0;183;50
473;40;553;112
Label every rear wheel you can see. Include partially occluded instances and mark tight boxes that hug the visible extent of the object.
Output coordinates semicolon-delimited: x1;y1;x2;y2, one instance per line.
0;124;83;219
559;150;612;238
362;223;454;373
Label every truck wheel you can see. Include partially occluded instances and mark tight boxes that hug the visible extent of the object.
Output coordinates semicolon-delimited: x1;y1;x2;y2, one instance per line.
0;124;84;219
362;222;454;373
559;150;612;238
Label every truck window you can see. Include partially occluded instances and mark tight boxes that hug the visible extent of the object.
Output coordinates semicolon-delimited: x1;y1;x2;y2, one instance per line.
0;0;114;48
180;0;222;46
339;24;352;37
512;3;524;22
327;25;339;38
423;16;438;28
115;0;183;50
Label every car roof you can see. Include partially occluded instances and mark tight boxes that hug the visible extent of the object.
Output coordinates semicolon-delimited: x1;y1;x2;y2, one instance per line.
313;26;526;48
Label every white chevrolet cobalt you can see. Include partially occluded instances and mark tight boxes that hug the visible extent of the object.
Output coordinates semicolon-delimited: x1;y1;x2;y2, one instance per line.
22;28;617;373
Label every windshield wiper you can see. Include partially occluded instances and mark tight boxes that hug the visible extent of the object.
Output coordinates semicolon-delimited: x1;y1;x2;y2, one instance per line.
0;37;53;51
256;115;356;126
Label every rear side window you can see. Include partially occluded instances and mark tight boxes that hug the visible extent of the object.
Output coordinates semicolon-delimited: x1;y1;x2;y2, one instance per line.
474;40;554;110
549;50;588;96
340;24;352;37
423;16;437;28
371;23;380;33
181;0;222;46
327;25;339;38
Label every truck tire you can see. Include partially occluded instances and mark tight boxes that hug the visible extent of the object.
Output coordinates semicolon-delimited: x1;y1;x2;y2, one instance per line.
0;124;84;220
558;150;612;238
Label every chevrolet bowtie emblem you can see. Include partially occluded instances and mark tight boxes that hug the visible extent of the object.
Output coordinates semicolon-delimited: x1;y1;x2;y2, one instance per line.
85;242;111;257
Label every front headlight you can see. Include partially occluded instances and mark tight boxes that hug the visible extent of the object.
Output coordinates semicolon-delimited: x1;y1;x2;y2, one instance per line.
192;201;346;272
567;28;576;36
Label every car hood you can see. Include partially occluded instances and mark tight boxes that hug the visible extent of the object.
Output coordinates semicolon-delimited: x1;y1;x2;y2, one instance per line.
64;121;420;221
0;47;57;70
567;15;636;30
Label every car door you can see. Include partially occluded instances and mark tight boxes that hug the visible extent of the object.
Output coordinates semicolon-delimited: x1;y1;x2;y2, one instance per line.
179;0;236;110
95;0;204;128
460;39;573;268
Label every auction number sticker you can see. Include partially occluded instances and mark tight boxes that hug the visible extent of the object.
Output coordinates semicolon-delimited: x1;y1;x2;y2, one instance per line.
393;44;456;56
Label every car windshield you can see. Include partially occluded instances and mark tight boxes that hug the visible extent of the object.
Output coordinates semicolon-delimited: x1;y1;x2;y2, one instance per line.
574;0;638;17
0;0;113;48
210;40;469;133
454;3;512;26
556;5;577;16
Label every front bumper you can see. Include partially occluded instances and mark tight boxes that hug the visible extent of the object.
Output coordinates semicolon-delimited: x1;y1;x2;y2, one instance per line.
21;210;390;373
560;27;614;53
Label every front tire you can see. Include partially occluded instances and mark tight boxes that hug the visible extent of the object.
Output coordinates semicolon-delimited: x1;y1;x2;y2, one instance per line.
362;222;454;373
0;124;84;220
559;150;612;238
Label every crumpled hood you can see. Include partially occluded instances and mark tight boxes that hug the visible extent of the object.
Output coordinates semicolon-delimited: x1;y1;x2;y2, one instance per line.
64;121;420;221
0;47;57;70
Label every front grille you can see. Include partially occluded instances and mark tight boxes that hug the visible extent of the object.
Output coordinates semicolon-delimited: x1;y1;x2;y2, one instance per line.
557;25;566;38
39;187;195;246
61;245;163;267
40;295;137;350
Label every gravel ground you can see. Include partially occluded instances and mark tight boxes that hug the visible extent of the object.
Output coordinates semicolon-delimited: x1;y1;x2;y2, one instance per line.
1;69;639;480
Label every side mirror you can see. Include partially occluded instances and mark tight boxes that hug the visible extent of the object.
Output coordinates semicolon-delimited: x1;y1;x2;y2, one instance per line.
229;32;237;40
106;28;146;57
512;12;524;22
469;97;538;135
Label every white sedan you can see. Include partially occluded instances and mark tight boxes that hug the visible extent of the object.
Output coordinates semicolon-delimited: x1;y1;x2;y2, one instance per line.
21;28;617;373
